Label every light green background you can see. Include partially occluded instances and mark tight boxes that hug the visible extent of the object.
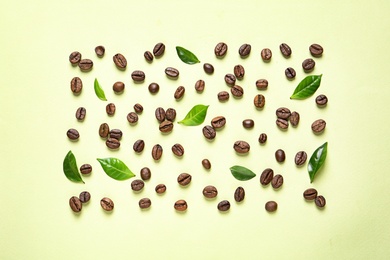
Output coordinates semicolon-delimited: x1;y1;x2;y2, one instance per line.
1;0;389;259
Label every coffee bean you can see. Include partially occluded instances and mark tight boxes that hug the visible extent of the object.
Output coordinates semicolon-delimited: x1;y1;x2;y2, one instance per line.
113;81;125;93
276;107;291;119
258;133;267;144
165;108;176;122
174;86;185;100
217;91;230;101
194;79;205;92
131;179;145;192
126;112;138;124
215;42;228;57
290;111;300;127
155;184;166;194
303;188;318;200
302;58;315;72
271;174;284;189
256;79;268;90
172;143;184;157
234;187;245;202
131;70;146;82
140;167;151;181
69;51;81;65
134;103;143;114
144;51;154;62
177;173;192;186
69;196;82;213
113;53;127;69
203;185;218;198
203;63;214;74
233;140;250;154
309;43;323;57
265;201;277;212
231;85;244;98
99;123;109;138
311;119;326;133
100;197;114;211
139;198;151;209
78;59;93;71
106;103;116;116
211;116;226;129
75;107;86;120
106;138;120;149
217;200;230;211
155;107;166;122
70;77;83;94
80;164;92;174
276;118;289;129
261;48;272;61
109;129;122;140
174;200;187;211
243;119;254;129
254;94;265;108
224;73;236;86
148;82;159;94
275;149;286;162
239;43;251;57
315;195;326;208
202;125;216;140
260;168;274;185
316;94;328;106
285;67;296;79
152;144;163;160
295;151;307;166
153;42;165;57
79;191;91;203
159;120;173;133
67;128;79;140
234;65;245;79
279;43;292;57
202;159;211;170
133;139;145;153
95;46;105;57
165;67;179;78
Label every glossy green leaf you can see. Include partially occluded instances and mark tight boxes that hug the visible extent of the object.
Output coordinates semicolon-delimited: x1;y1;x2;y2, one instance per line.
178;104;209;126
97;157;135;180
94;78;107;101
63;150;84;183
176;46;200;64
308;142;328;183
290;74;322;99
230;165;256;181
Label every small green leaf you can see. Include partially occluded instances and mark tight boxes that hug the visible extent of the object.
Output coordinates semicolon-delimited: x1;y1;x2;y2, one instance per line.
230;165;256;181
97;157;135;181
63;150;84;183
94;78;107;101
290;74;322;99
176;46;200;64
178;104;209;126
308;142;328;183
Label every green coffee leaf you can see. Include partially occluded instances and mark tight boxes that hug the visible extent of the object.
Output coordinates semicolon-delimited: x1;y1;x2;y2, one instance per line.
176;46;200;64
94;78;107;101
308;142;328;183
230;165;256;181
97;157;135;180
290;74;322;99
178;104;209;126
63;150;84;183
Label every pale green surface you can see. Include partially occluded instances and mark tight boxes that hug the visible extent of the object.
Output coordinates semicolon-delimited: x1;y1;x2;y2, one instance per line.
1;0;390;259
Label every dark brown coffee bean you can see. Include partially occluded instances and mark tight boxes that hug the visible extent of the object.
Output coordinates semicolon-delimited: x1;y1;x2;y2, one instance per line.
165;108;176;121
231;85;244;98
254;94;265;108
134;103;143;114
211;116;226;129
239;43;251;57
218;91;230;101
233;65;245;79
95;46;105;57
78;59;93;71
202;159;211;170
70;77;83;94
315;195;326;208
177;173;191;186
140;167;151;181
131;179;145;191
233;140;250;154
165;67;179;78
260;168;274;185
290;111;300;127
195;79;205;92
234;187;245;202
271;174;284;189
276;118;289;129
109;129;122;140
215;42;228;57
113;81;125;93
202;125;216;140
131;70;145;82
217;200;230;211
100;197;114;211
276;107;291;119
295;151;307;166
75;107;86;120
105;103;116;116
285;67;296;79
67;128;79;140
309;44;323;57
302;58;315;72
316;94;328;106
155;184;166;194
159;120;173;133
126;112;138;124
153;42;165;57
139;198;151;209
155;107;166;122
172;143;184;157
106;138;120;149
275;149;286;162
203;185;218;198
243;119;254;129
79;191;91;203
174;86;185;100
258;133;267;144
148;82;159;94
224;73;236;85
265;201;277;212
174;200;187;211
133;139;145;153
80;164;92;174
69;196;82;212
256;79;268;90
279;43;292;57
261;48;272;61
203;63;214;74
152;144;163;160
99;123;109;138
69;51;81;65
311;119;326;133
303;188;318;200
113;53;127;69
144;51;154;62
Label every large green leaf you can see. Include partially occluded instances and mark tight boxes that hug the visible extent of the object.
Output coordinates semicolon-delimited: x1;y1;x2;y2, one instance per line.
97;157;135;180
230;165;256;181
63;150;84;183
308;142;328;183
94;78;107;101
178;104;209;126
176;46;200;64
290;74;322;99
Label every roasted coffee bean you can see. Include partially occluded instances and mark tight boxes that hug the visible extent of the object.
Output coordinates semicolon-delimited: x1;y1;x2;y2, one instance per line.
153;42;165;57
133;139;145;153
109;129;122;140
276;118;289;129
106;103;116;116
260;168;274;185
144;51;154;62
211;116;226;129
131;179;145;191
174;86;185;100
75;107;86;120
139;198;151;209
265;201;277;212
70;77;83;94
100;197;114;211
290;111;300;127
69;196;82;213
254;94;265;108
243;119;254;129
271;174;284;189
165;108;176;121
256;79;268;90
309;43;323;57
303;188;318;200
155;107;166;122
67;128;79;140
152;144;163;160
276;107;291;119
233;140;250;154
113;53;127;69
218;91;230;101
261;48;272;61
203;63;214;74
202;159;211;170
165;67;179;78
315;195;326;208
69;51;81;65
224;73;236;86
99;123;109;138
215;42;228;57
172;143;184;157
80;164;92;174
285;67;296;79
279;43;292;57
155;184;166;194
174;200;187;211
140;167;151;181
217;200;230;211
148;82;159;94
95;46;105;57
316;94;328;106
234;187;245;202
302;58;315;71
258;133;267;144
231;85;244;98
311;119;326;133
159;120;173;133
203;185;218;198
113;81;125;93
118;112;133;127
131;70;145;82
295;151;307;166
106;138;120;149
202;125;216;140
239;44;251;57
79;191;91;203
134;103;143;114
78;59;93;71
234;65;245;79
275;149;286;162
195;79;205;92
177;173;192;186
